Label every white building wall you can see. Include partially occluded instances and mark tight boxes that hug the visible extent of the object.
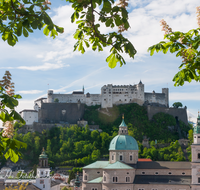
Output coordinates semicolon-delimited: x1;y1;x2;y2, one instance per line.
20;111;38;125
46;83;168;109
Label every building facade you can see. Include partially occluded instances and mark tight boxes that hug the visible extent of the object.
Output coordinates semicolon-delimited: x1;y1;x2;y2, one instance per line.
82;115;200;190
45;81;168;108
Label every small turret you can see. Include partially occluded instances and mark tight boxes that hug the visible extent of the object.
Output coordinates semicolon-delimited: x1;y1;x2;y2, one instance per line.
74;172;81;188
38;147;48;168
118;114;128;135
194;113;200;144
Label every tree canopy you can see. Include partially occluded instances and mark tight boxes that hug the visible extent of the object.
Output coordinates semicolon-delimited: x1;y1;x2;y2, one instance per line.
0;71;27;163
172;102;183;108
0;0;136;68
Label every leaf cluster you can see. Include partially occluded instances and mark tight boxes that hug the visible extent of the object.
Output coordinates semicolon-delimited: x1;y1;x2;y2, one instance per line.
148;28;200;86
0;0;64;46
70;0;136;68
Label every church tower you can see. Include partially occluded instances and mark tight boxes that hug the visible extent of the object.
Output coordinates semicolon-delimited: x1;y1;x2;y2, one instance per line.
109;115;138;164
34;148;51;190
191;113;200;190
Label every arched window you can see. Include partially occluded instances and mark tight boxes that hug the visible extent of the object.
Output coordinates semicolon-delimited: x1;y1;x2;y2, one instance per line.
104;175;106;181
130;155;133;161
84;175;87;180
120;155;123;161
113;177;118;182
126;177;130;182
112;155;114;160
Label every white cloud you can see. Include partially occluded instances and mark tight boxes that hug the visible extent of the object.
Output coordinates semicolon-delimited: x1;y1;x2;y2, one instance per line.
16;90;43;94
170;92;200;101
0;63;69;71
16;99;34;112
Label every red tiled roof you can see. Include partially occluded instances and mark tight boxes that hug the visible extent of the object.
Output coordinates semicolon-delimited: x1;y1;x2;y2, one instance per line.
138;158;152;162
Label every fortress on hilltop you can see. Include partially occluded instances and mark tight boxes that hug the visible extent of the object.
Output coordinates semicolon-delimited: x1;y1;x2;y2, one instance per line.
45;80;169;108
19;81;188;127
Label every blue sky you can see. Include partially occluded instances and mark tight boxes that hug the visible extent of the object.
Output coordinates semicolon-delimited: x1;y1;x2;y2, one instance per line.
0;0;199;123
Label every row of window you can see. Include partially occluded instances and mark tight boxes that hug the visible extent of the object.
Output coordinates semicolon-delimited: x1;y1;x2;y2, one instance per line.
103;176;130;182
141;171;185;175
92;188;184;190
111;155;133;161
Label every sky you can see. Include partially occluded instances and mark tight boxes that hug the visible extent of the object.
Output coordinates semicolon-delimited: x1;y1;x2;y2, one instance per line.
0;0;199;124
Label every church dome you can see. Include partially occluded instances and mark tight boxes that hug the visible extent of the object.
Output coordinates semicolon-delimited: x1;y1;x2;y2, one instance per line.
109;135;139;150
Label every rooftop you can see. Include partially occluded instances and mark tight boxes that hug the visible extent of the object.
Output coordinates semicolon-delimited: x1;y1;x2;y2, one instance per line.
134;175;191;185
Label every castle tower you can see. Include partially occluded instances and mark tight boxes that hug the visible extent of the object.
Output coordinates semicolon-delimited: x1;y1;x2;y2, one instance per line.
191;113;200;190
136;80;145;105
34;148;51;190
109;115;138;164
162;88;169;107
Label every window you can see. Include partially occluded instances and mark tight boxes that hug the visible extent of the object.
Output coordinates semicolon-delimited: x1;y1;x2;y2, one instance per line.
138;189;145;190
41;171;43;175
198;136;200;138
113;177;118;182
120;155;123;161
130;155;133;161
40;180;44;184
112;155;114;160
84;175;87;180
127;172;129;174
97;171;100;174
198;153;200;159
104;176;106;181
151;189;157;190
126;177;130;182
182;172;185;175
155;172;158;175
198;177;200;183
142;172;145;174
92;188;97;190
43;185;45;188
168;172;171;175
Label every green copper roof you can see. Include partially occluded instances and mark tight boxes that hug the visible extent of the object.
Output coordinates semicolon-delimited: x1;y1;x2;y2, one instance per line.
103;161;133;169
194;115;200;134
83;161;109;169
109;135;139;150
88;177;103;183
39;148;48;159
119;119;127;127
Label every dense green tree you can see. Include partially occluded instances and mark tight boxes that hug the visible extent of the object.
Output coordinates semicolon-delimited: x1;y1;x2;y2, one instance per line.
46;139;52;158
172;102;183;108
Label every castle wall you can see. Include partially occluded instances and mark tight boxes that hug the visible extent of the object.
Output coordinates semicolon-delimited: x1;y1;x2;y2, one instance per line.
147;106;188;125
38;103;85;124
145;92;166;106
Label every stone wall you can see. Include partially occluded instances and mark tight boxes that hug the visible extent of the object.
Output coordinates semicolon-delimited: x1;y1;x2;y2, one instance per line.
38;103;85;124
147;105;188;125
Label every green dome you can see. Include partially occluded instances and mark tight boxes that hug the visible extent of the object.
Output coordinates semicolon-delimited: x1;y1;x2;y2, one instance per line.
39;148;48;159
109;135;139;150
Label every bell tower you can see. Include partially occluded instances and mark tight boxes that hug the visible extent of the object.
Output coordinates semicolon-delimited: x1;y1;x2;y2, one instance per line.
118;114;128;135
191;113;200;189
34;148;51;190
